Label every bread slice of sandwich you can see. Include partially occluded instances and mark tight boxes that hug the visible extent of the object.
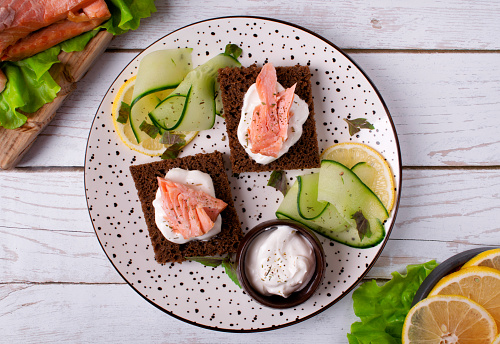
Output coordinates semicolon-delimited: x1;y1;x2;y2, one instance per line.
129;151;242;264
218;63;320;173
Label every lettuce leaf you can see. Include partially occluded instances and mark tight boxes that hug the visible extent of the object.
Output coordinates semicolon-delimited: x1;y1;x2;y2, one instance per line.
101;0;157;35
0;0;156;129
60;30;99;53
0;47;61;129
347;260;437;344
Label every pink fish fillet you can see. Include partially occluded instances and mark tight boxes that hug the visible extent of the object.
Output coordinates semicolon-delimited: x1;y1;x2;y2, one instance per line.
157;177;228;240
0;0;97;55
1;0;111;61
247;63;296;157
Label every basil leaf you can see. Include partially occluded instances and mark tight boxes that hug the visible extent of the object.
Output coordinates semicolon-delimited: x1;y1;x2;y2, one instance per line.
139;120;159;138
117;101;130;124
160;132;186;160
344;118;375;136
351;210;371;240
187;255;241;289
224;44;242;60
221;257;241;288
267;170;287;195
185;256;223;267
160;131;185;145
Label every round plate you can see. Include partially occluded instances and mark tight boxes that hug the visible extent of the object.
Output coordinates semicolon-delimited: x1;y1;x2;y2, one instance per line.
84;16;402;332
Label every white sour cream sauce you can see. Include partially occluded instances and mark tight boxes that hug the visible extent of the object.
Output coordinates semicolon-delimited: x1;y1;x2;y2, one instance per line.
237;82;310;164
245;225;316;298
152;168;222;244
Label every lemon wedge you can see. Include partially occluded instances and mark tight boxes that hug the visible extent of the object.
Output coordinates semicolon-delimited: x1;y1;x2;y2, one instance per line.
320;142;396;212
111;76;197;156
402;295;497;344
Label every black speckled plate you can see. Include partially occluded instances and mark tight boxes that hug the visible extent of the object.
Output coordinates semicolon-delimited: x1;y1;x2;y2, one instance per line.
84;16;402;332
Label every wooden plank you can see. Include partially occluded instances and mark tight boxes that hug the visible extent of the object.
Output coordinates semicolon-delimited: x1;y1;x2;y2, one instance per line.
0;227;123;284
0;283;356;342
0;169;90;233
15;51;500;168
0;31;113;170
109;0;500;50
1;168;499;282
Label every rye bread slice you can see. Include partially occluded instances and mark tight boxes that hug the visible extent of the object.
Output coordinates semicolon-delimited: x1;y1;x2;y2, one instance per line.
129;151;242;263
218;64;320;173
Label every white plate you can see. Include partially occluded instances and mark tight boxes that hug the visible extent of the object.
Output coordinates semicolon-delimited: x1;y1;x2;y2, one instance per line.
85;16;401;332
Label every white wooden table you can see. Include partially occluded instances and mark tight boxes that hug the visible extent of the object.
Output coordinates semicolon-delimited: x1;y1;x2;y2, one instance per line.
1;1;499;342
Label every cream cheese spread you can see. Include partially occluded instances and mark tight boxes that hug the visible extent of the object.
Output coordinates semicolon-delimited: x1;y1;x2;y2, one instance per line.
245;225;316;298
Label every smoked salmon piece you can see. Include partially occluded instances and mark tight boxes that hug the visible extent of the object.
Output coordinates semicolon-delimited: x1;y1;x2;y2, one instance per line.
247;63;296;157
1;0;111;61
0;0;97;55
157;177;227;240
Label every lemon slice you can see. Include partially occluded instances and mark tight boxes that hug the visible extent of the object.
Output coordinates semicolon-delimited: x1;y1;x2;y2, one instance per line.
111;76;197;156
493;333;500;344
320;142;396;212
462;248;500;272
402;295;498;344
428;266;500;328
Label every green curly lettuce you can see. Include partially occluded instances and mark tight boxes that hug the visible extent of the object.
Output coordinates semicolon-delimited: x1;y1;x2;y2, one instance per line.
347;260;437;344
0;0;156;129
101;0;157;35
0;47;61;129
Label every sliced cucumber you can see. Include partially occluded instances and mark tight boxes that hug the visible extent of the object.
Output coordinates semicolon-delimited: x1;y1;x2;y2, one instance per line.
297;174;328;220
214;79;223;116
318;160;388;238
351;162;376;188
149;53;240;131
131;48;193;108
149;91;189;130
276;181;384;248
278;176;349;232
130;90;172;143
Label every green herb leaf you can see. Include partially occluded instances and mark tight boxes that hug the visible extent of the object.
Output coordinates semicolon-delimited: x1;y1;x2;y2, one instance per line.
117;101;130;124
186;255;241;288
160;132;186;160
221;257;241;288
347;261;438;344
185;256;223;267
344;118;375;136
267;170;287;195
351;210;371;240
139;120;159;138
224;44;243;60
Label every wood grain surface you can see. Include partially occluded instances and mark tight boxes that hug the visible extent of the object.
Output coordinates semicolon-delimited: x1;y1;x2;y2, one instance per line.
1;1;499;342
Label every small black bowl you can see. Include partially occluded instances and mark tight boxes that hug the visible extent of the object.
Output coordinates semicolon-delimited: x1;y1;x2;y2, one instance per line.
236;219;325;309
412;246;500;307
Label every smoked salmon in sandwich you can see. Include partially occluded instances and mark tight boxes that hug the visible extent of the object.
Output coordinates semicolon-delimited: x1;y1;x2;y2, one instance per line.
0;0;156;129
